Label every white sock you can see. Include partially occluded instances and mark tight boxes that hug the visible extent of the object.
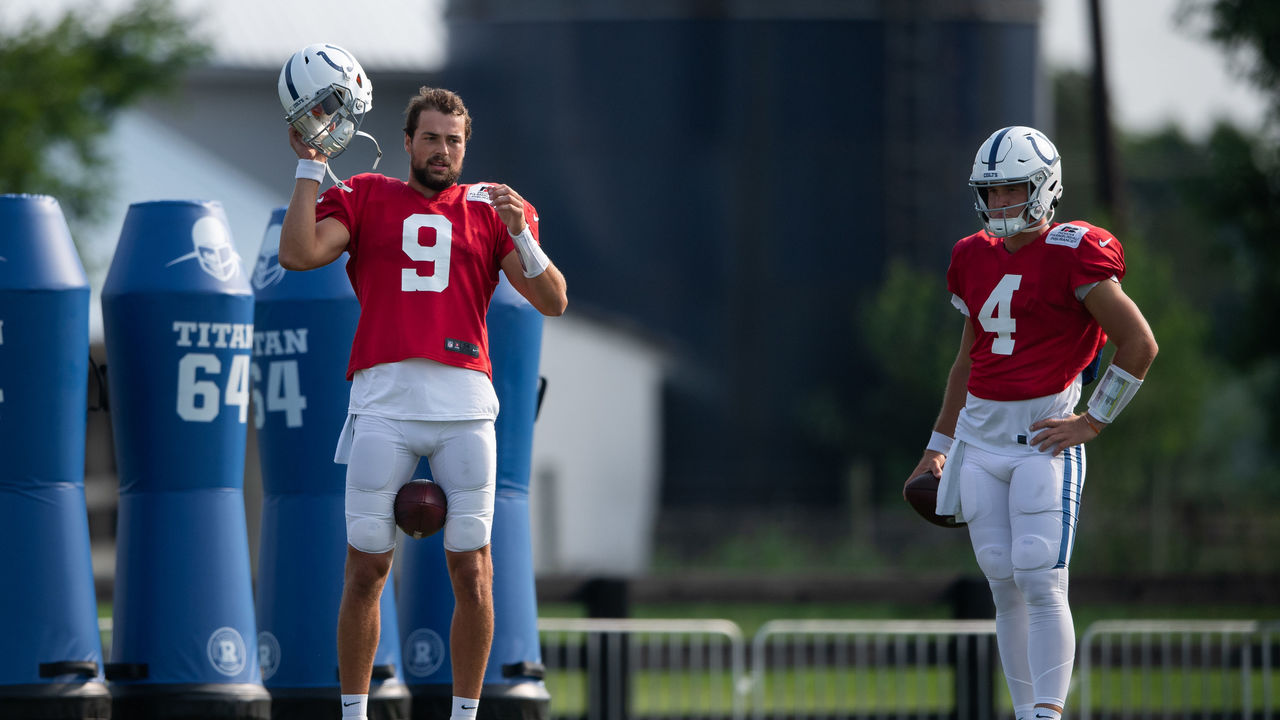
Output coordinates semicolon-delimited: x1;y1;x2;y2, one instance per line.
451;695;480;720
1014;704;1035;720
341;694;368;719
1031;707;1062;720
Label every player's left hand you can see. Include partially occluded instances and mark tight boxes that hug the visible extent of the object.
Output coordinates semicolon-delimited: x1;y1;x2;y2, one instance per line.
487;184;528;235
1029;414;1099;456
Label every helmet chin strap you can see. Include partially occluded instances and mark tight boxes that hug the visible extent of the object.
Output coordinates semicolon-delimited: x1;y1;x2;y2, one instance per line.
323;130;383;193
325;163;353;193
357;130;382;170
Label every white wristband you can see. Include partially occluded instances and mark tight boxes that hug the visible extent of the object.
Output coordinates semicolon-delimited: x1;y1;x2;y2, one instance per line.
296;158;326;183
509;226;550;278
1087;364;1143;423
926;431;953;456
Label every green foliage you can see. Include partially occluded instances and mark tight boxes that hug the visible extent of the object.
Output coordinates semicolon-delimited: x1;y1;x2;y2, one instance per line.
853;259;961;478
0;0;209;220
1177;0;1280;430
861;259;959;394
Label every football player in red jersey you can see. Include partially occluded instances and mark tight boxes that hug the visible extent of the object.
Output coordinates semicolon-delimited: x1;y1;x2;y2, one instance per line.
907;126;1157;720
280;83;567;720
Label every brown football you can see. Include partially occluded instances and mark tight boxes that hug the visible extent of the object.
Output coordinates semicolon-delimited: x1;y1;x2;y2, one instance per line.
903;473;965;529
394;480;447;539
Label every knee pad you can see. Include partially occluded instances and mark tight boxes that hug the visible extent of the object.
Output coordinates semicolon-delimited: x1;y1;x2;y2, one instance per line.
1012;533;1058;573
975;544;1014;582
1013;566;1068;607
346;486;399;554
348;515;396;554
345;476;400;554
443;515;491;553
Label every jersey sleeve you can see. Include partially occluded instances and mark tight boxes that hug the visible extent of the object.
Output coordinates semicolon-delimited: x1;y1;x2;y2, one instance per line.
1068;223;1126;290
315;181;354;229
945;233;978;305
316;173;373;252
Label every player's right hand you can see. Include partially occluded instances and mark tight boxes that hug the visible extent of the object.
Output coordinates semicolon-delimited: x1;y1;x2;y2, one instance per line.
906;452;945;485
288;127;325;162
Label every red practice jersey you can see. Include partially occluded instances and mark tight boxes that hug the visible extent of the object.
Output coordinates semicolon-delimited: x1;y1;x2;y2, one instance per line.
316;174;528;379
947;220;1125;401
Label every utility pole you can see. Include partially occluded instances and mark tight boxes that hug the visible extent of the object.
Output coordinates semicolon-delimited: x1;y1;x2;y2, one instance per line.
1088;0;1127;232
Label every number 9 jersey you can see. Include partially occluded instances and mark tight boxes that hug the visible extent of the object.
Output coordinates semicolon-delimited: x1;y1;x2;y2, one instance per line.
316;173;525;380
947;220;1125;401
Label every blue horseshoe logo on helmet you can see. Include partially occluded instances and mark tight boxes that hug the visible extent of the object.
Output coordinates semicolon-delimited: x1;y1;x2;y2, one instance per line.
1027;133;1058;165
316;46;351;72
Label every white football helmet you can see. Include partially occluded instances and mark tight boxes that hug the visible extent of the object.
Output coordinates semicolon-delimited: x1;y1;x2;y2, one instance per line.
279;44;381;189
968;126;1063;238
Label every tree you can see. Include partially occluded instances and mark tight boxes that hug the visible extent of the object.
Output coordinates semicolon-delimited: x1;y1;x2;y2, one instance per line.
1188;0;1280;121
1179;1;1280;434
0;0;209;221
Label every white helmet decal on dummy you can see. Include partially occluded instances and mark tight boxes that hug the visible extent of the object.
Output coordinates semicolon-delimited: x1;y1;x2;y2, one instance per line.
968;126;1063;238
166;215;241;282
279;43;382;190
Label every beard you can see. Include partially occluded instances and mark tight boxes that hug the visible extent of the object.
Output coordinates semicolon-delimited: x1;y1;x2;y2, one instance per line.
412;155;461;192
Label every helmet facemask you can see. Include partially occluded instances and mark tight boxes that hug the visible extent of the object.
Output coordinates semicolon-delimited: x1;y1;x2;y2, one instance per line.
970;169;1055;238
285;84;367;159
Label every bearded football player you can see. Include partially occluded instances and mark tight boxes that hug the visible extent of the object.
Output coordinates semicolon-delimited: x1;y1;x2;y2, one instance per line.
277;45;568;720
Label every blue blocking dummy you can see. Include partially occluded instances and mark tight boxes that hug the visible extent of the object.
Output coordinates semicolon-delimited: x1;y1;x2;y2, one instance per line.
0;194;111;719
101;200;270;719
397;276;550;720
251;207;409;719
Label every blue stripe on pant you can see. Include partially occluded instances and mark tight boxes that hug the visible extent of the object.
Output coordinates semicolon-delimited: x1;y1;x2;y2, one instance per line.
1056;444;1086;568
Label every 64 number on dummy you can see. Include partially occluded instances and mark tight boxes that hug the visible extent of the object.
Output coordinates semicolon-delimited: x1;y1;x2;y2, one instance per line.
173;346;308;431
174;354;307;428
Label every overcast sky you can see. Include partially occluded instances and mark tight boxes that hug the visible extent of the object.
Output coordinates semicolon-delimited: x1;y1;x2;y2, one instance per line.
1041;0;1270;137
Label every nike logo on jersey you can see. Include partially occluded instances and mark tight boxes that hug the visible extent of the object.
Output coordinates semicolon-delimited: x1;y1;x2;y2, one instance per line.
1099;237;1112;246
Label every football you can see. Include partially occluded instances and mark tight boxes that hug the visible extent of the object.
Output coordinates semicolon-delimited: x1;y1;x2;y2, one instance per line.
903;473;965;529
394;480;447;539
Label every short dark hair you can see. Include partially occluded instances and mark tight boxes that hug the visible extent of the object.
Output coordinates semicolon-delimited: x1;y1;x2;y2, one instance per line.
403;86;472;141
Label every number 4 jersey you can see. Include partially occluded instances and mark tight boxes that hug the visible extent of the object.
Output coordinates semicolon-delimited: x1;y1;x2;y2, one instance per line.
316;173;527;380
947;220;1125;402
